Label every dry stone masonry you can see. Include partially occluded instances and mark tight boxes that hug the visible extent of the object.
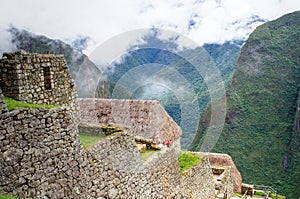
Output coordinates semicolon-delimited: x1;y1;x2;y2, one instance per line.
0;50;79;123
181;153;215;199
0;89;7;114
79;98;182;144
0;51;241;198
208;153;242;193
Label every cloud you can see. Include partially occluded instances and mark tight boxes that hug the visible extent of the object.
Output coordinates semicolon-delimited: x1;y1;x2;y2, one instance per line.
0;26;16;55
0;0;299;55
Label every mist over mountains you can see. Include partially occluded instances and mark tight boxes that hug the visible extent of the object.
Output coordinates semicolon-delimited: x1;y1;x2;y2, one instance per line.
102;33;241;148
1;9;299;198
0;26;241;149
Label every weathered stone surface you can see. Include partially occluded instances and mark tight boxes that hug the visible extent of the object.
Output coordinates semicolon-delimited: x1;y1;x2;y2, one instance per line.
0;89;8;114
79;98;182;144
182;153;215;199
208;153;242;193
212;166;234;198
0;50;79;123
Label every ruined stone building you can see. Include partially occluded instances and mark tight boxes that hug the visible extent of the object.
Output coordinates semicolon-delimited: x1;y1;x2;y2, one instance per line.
0;51;242;199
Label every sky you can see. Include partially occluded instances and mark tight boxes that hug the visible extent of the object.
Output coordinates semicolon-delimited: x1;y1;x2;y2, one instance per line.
0;0;299;54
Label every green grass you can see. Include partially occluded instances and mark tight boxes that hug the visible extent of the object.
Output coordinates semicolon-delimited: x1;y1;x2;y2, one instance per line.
0;194;16;199
140;149;158;161
269;193;285;199
253;191;285;199
234;191;285;199
79;134;106;149
178;152;203;173
254;191;265;197
233;193;242;198
4;96;59;111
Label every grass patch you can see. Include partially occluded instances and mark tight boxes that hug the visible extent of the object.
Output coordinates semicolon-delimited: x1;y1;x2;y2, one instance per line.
4;96;59;111
254;191;285;199
254;191;265;196
178;152;203;173
0;194;16;199
269;193;285;199
140;149;158;161
79;134;106;149
233;193;242;198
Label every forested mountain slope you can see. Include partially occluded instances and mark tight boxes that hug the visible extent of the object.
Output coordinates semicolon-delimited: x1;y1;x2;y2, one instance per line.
105;40;241;148
189;11;300;198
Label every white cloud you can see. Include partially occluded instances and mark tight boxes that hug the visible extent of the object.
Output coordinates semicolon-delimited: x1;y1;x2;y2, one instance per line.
0;0;299;55
0;26;16;54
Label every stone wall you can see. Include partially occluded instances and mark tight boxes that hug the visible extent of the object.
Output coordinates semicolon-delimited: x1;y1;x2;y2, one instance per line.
0;106;85;198
0;103;187;198
144;139;186;198
182;153;215;199
0;50;79;122
208;153;242;193
212;166;234;198
88;135;187;198
79;98;182;144
0;89;7;114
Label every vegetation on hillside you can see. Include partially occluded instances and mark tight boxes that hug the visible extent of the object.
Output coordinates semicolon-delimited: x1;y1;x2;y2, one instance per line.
189;11;300;198
105;38;241;149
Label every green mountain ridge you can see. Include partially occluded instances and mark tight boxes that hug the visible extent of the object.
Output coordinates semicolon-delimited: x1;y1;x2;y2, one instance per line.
104;40;241;148
8;27;111;98
189;11;300;198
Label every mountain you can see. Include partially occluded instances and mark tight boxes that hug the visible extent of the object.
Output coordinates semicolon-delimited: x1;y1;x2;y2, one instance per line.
189;11;300;198
104;35;241;149
8;27;110;98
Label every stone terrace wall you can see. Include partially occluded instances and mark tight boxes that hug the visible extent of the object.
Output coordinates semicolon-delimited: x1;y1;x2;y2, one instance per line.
90;136;187;198
208;153;242;193
212;166;234;198
0;105;187;198
0;89;7;114
144;139;186;198
79;98;182;144
0;50;79;122
182;153;215;199
0;107;86;198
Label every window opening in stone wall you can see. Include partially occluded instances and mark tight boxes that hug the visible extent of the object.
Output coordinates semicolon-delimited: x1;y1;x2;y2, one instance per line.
43;67;52;90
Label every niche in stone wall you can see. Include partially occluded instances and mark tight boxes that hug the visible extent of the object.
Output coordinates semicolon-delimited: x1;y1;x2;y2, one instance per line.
43;67;52;90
